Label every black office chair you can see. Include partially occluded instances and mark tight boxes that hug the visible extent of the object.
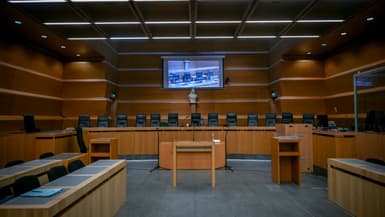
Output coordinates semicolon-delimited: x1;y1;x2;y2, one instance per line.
302;113;314;125
150;114;161;127
136;113;146;127
226;112;237;126
116;114;128;127
97;115;109;127
265;113;276;126
76;127;87;153
78;114;91;128
12;175;40;196
68;160;85;173
317;114;329;128
23;114;40;133
191;113;201;126
47;165;68;182
281;112;293;124
39;152;54;159
4;160;24;168
365;158;385;166
208;112;218;127
168;113;179;127
248;113;258;126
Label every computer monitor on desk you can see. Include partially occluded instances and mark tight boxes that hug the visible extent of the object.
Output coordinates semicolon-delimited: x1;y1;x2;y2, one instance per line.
23;114;40;133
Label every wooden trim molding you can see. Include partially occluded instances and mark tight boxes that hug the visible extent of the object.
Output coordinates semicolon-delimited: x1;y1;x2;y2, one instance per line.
0;61;61;81
118;98;271;104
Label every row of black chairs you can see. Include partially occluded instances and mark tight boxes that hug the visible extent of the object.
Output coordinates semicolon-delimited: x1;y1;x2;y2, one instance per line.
0;159;85;200
78;112;317;127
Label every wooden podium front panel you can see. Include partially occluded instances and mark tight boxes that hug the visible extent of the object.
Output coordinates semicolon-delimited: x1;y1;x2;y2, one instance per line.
276;124;313;172
159;141;225;169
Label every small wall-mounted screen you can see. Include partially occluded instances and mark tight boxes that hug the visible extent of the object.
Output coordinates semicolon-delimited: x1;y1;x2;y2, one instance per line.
162;56;224;89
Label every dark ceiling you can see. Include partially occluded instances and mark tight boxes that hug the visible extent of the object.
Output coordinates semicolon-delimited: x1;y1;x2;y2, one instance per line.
1;0;384;63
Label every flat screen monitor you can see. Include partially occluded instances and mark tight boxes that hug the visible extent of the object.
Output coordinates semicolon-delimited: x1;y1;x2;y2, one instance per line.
162;56;224;89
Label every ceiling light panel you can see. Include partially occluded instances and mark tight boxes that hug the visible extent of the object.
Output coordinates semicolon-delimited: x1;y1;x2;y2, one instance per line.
9;0;66;3
135;1;189;21
296;19;344;23
44;22;91;25
246;20;292;23
197;1;249;21
75;3;136;22
152;36;191;40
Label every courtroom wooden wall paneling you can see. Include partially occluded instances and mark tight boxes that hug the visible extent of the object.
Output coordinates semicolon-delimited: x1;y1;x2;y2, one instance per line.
278;99;326;115
62;101;109;116
62;82;108;98
0;65;62;97
0;93;63;115
63;62;107;79
0;41;63;78
324;40;385;77
279;80;326;97
225;69;270;83
278;60;324;78
119;70;162;84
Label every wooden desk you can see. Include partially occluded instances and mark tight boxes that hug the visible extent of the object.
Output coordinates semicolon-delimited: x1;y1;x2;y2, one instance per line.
312;130;356;169
172;141;215;187
83;126;277;156
45;152;89;167
328;158;385;217
271;136;301;185
0;160;127;217
88;138;118;163
160;140;225;169
34;130;77;159
0;159;62;187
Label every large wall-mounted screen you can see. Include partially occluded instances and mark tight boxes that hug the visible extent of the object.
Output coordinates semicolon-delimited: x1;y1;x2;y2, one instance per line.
162;56;224;89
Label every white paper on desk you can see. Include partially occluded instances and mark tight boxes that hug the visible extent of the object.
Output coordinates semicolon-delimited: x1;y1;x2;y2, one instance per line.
21;188;63;197
212;139;221;143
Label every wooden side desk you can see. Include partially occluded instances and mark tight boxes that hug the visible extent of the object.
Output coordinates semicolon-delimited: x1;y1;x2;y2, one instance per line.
34;130;77;159
0;160;127;217
271;136;301;185
328;158;385;217
45;152;89;167
173;141;215;187
88;138;118;163
0;159;62;188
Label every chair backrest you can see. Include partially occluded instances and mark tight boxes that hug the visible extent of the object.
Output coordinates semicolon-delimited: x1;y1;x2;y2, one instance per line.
248;113;258;126
208;112;218;126
226;112;237;126
317;114;328;128
76;127;87;153
78;114;90;128
150;114;161;127
302;113;314;124
281;112;293;124
168;113;178;127
23;114;39;133
97;115;109;127
191;113;201;126
4;160;24;168
39;152;54;159
68;160;85;173
12;175;40;196
116;114;128;127
265;113;276;126
47;165;68;182
136;113;146;127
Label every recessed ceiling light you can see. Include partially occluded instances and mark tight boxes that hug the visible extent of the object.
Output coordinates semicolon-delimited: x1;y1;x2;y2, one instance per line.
41;35;48;39
76;54;80;57
366;17;374;21
60;45;66;49
340;32;347;36
321;43;327;47
14;20;23;25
